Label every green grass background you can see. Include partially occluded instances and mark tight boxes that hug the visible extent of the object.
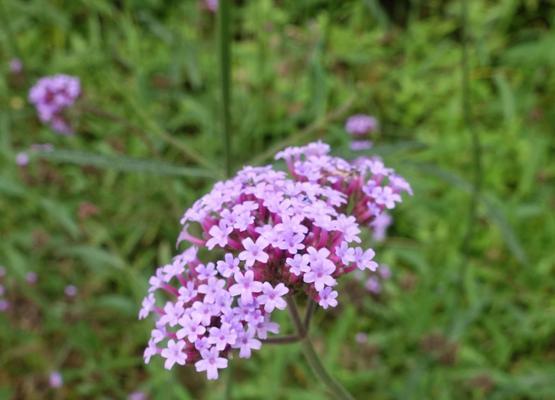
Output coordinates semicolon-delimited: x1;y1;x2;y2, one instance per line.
1;0;554;399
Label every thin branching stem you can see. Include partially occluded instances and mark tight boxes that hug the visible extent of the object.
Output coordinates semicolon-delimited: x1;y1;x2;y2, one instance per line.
262;335;301;345
286;296;355;400
219;0;232;177
303;299;316;333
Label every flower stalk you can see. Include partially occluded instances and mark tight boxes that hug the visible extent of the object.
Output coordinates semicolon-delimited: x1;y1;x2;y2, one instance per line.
218;0;232;177
286;296;355;400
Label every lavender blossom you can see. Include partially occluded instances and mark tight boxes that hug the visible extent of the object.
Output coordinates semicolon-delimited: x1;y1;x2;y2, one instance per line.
140;141;411;380
9;58;23;74
26;272;37;285
0;299;9;312
64;285;78;297
49;371;63;388
28;74;80;134
16;152;29;166
128;392;148;400
345;114;378;136
350;140;373;151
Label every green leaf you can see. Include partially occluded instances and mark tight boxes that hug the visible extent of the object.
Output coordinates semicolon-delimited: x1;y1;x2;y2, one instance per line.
32;149;216;179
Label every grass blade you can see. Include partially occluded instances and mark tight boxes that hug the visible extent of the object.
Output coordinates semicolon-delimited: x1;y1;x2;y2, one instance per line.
32;149;218;179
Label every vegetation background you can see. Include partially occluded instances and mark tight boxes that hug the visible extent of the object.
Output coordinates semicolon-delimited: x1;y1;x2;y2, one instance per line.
1;0;554;399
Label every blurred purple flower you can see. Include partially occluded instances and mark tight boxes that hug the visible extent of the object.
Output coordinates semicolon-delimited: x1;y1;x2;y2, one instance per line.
16;152;29;167
350;140;373;151
365;276;381;294
370;212;392;242
0;299;10;312
49;371;63;388
345;114;378;136
379;264;391;280
355;332;368;344
64;285;78;297
28;74;80;135
9;58;23;74
26;272;37;285
128;392;148;400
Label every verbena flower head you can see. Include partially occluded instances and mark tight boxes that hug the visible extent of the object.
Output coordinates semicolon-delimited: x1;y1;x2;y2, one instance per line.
140;141;410;380
345;114;378;136
28;74;80;135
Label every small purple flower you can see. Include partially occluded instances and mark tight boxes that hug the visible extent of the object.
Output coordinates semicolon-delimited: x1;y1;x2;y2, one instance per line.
229;270;263;303
49;371;63;388
234;329;261;358
160;339;187;370
16;152;29;167
176;314;206;342
371;186;401;209
198;277;225;304
353;247;378;271
258;283;289;313
196;262;217;280
238;237;269;267
9;58;23;74
0;299;9;312
139;294;156;320
64;284;78;297
345;114;378;136
216;253;240;278
26;271;37;285
159;301;184;327
365;276;381;294
317;287;338;309
128;391;148;400
286;254;309;276
143;339;158;363
379;264;391;279
208;324;237;350
355;332;368;344
195;347;228;380
371;212;392;242
206;222;232;249
350;140;373;151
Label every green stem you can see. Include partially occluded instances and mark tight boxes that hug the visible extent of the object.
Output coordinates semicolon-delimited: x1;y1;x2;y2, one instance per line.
218;0;232;177
457;0;482;301
286;297;355;400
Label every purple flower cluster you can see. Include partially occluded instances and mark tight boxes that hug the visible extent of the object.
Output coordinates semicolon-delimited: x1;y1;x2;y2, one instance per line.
276;141;411;226
28;74;81;135
345;114;378;151
140;142;410;380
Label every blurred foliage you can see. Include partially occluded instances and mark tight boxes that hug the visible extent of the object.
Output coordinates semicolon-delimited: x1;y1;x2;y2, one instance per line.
1;0;555;399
